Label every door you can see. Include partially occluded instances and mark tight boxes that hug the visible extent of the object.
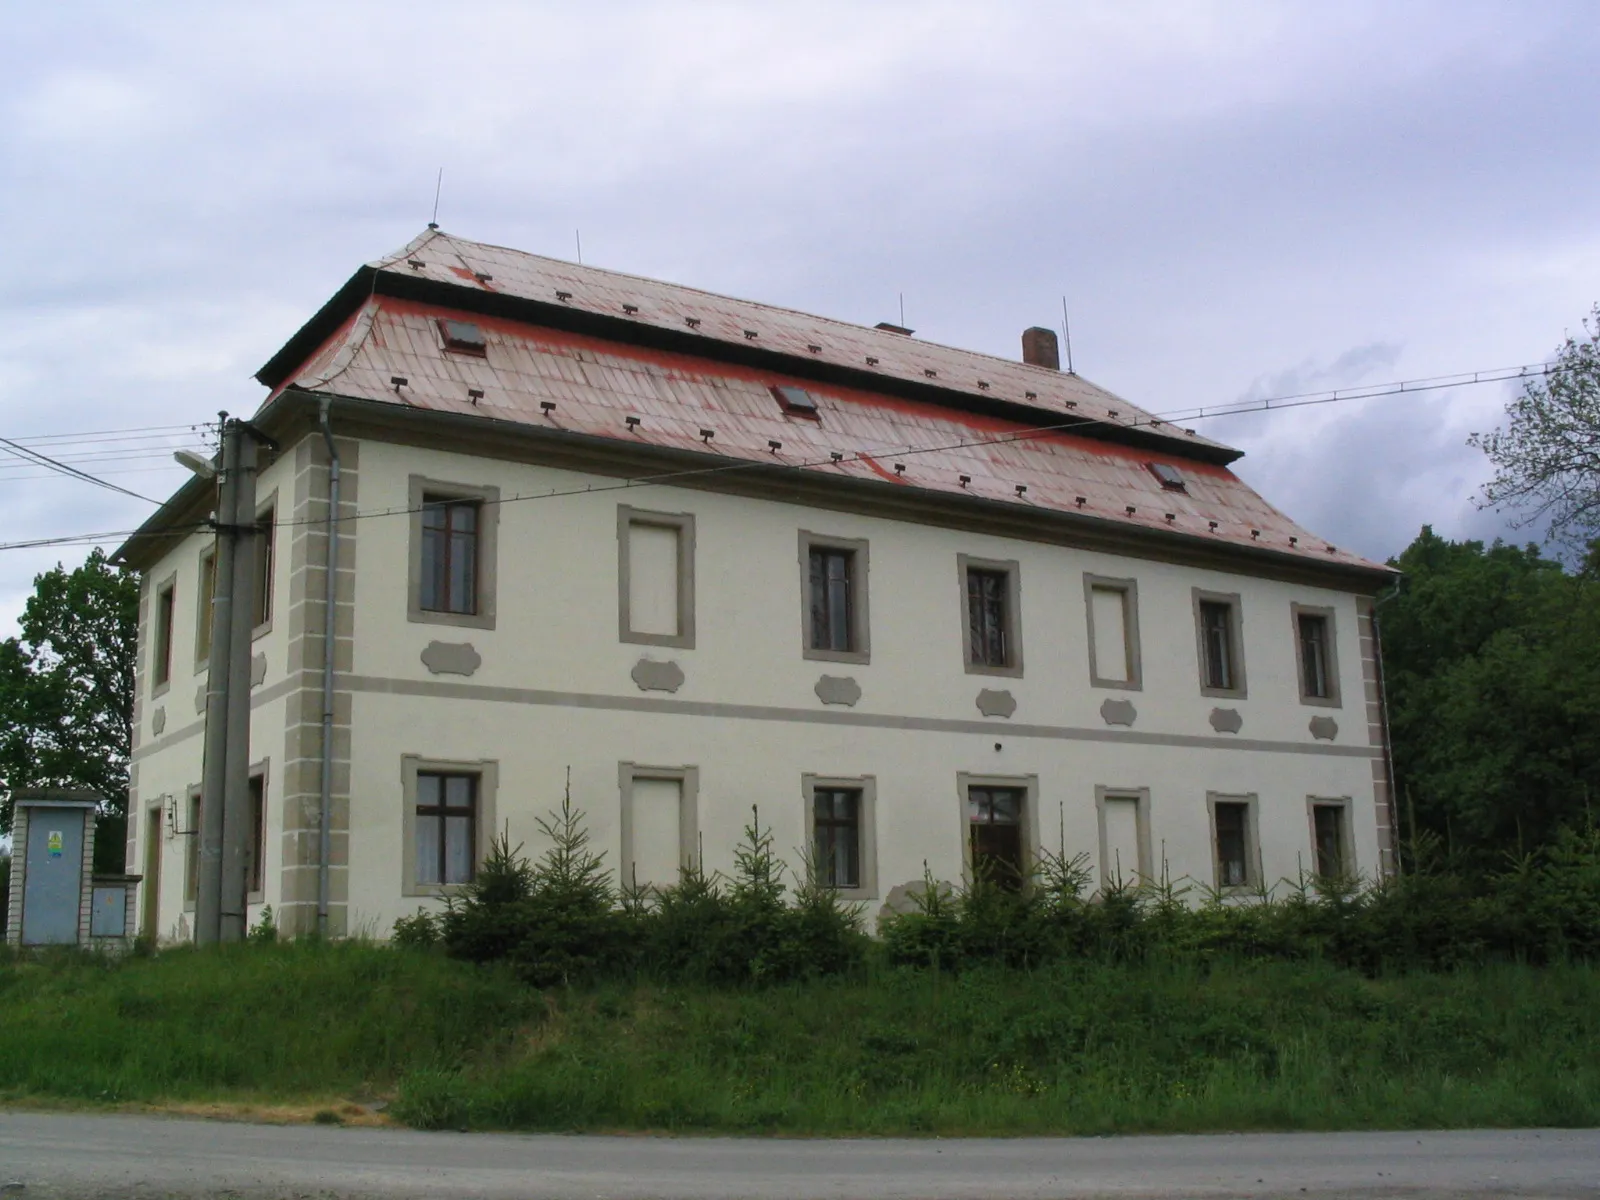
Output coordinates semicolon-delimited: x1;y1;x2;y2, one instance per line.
21;808;86;945
142;806;162;941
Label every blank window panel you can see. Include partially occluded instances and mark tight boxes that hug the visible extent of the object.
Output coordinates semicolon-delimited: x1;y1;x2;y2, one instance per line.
1101;796;1141;884
628;523;681;637
628;777;684;888
1091;587;1131;683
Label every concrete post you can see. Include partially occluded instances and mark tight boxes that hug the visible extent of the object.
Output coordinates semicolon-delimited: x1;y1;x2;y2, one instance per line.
219;432;259;943
195;423;240;946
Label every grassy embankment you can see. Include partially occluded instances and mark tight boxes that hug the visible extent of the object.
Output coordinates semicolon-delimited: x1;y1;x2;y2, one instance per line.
2;940;1598;1134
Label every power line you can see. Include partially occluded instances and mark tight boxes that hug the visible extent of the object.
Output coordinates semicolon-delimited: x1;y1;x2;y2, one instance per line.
0;357;1552;553
0;433;160;504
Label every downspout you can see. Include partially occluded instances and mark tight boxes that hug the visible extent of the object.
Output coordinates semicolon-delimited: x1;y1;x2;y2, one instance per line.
1372;581;1403;878
317;398;341;937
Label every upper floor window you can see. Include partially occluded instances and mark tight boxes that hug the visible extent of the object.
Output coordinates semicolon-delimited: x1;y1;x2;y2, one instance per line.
408;476;499;631
151;576;176;693
195;548;217;663
252;504;276;631
1084;574;1142;690
618;506;696;648
421;497;479;615
1293;605;1340;706
1193;589;1246;698
800;532;869;663
960;556;1023;676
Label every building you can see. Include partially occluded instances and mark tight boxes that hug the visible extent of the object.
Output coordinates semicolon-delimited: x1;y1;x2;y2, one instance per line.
116;229;1398;941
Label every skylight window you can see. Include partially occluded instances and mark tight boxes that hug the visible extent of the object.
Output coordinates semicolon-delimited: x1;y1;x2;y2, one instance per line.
439;319;487;356
773;385;820;418
1148;462;1187;491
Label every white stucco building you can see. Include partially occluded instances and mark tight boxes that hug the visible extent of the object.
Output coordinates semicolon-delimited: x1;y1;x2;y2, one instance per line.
117;230;1398;940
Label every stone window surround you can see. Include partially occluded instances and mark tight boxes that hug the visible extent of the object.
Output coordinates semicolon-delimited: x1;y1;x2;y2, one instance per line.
407;475;500;631
400;755;500;897
1094;784;1153;886
246;756;270;905
798;530;871;665
801;772;878;901
193;545;217;671
1083;573;1143;691
1192;587;1248;700
957;554;1024;678
150;570;178;698
1291;602;1342;708
617;761;700;889
955;771;1040;881
1306;794;1356;881
617;505;697;649
1206;790;1262;892
251;488;279;641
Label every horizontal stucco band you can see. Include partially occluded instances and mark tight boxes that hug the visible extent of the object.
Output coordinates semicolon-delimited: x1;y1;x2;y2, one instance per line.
129;673;301;762
343;674;1383;759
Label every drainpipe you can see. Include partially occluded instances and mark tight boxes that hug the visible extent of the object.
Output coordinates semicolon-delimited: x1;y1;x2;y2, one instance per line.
1372;582;1403;878
317;398;341;937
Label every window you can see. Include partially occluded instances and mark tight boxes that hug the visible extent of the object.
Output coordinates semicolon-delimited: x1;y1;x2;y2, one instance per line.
1147;462;1187;491
773;385;819;417
617;506;695;648
252;504;275;631
803;774;877;898
246;770;267;898
1310;800;1352;881
960;774;1036;889
439;319;488;356
195;548;216;662
421;498;479;615
1193;589;1247;698
1209;795;1258;889
151;576;176;693
408;477;499;630
1292;604;1341;706
1084;575;1142;689
619;763;699;890
959;556;1023;676
183;788;201;908
401;756;498;895
416;772;478;887
1096;786;1151;887
799;532;870;663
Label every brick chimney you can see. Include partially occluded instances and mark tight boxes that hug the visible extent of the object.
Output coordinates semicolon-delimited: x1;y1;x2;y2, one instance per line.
1022;327;1060;370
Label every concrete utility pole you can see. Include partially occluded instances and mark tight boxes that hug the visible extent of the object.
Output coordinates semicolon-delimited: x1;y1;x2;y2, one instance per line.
218;432;260;943
195;422;241;946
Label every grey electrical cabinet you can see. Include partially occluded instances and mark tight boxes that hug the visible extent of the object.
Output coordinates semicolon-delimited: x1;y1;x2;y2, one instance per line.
5;791;140;949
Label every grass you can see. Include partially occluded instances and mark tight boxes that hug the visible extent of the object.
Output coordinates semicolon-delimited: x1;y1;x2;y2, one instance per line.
3;941;1598;1135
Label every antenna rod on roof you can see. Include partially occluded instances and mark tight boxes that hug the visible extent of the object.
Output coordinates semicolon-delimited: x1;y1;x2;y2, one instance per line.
575;229;583;265
1061;296;1075;375
899;292;905;328
430;168;443;229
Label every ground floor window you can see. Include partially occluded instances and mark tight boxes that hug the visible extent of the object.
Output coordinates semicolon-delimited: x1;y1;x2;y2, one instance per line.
1311;800;1350;881
1211;797;1255;889
812;787;862;889
968;785;1026;888
416;772;478;886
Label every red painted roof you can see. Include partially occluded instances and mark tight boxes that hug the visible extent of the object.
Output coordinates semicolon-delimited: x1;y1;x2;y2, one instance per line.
281;291;1382;574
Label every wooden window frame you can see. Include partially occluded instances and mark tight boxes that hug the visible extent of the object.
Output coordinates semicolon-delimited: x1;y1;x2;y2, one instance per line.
251;494;277;638
1192;588;1247;699
1207;792;1261;892
798;531;870;665
194;546;217;668
150;572;177;697
958;555;1024;678
407;476;499;631
802;773;877;900
245;760;269;903
400;756;499;897
1291;603;1341;708
957;772;1039;886
1307;796;1356;883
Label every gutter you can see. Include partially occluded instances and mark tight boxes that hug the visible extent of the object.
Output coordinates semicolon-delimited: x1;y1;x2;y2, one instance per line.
316;398;341;937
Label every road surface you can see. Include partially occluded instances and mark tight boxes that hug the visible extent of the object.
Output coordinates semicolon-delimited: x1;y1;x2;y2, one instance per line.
1;1111;1597;1198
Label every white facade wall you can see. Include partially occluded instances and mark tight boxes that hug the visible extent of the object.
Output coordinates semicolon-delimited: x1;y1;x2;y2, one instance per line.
129;432;1386;940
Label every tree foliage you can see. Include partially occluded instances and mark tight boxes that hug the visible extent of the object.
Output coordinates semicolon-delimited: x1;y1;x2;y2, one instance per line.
1381;527;1600;863
1471;303;1600;547
0;548;139;864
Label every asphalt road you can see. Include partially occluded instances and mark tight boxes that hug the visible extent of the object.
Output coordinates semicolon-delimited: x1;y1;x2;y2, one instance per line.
1;1111;1597;1199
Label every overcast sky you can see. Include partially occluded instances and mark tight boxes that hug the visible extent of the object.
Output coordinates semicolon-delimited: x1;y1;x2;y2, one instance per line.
3;1;1596;633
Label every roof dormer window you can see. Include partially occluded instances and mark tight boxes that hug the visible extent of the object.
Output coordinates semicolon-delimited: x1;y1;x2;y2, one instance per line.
773;385;820;418
439;319;487;356
1148;462;1187;491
